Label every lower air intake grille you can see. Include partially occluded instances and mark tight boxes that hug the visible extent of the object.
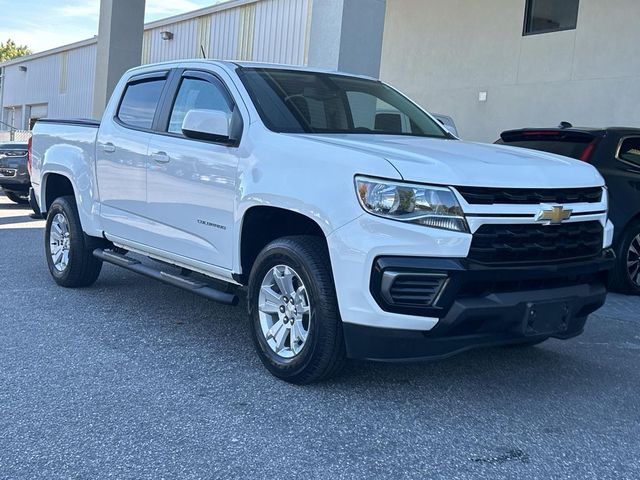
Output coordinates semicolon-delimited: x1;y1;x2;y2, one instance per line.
469;221;604;264
387;274;446;307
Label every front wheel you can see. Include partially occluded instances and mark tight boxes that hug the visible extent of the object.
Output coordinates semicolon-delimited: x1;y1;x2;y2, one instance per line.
45;196;103;288
4;190;29;204
610;222;640;295
248;236;345;384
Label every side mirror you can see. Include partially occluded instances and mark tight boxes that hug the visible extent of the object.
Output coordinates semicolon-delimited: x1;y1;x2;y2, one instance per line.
182;109;232;143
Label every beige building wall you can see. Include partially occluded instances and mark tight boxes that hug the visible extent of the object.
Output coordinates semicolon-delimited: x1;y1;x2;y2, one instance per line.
380;0;640;142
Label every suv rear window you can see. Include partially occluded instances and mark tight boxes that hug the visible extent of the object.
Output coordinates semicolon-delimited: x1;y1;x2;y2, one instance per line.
117;78;166;130
497;131;595;160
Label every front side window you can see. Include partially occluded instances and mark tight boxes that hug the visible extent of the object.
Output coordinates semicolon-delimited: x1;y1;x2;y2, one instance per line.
524;0;579;35
117;78;166;129
238;68;449;138
618;138;640;167
168;77;233;134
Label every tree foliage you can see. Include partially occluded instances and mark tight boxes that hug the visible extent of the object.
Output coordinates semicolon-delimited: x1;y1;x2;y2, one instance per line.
0;39;32;62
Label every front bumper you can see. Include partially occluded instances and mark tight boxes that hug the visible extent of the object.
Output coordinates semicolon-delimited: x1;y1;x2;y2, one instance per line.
344;250;614;361
0;157;29;191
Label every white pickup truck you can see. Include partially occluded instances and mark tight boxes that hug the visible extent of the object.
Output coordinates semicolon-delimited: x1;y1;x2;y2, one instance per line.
31;60;615;383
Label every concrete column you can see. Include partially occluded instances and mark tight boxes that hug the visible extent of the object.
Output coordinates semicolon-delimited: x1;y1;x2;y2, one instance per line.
307;0;386;78
92;0;146;119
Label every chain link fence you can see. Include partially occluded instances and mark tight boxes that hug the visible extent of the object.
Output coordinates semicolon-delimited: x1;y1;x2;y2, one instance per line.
0;129;32;143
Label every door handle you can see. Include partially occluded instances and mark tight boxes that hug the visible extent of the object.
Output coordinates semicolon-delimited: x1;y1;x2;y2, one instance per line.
102;142;116;154
151;151;170;164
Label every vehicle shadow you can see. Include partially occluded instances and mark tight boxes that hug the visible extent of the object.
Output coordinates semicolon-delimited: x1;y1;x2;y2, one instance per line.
88;265;620;401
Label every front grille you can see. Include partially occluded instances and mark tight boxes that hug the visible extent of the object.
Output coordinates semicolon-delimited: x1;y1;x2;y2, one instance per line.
0;168;17;177
388;274;446;307
456;186;602;205
469;221;603;264
0;150;27;157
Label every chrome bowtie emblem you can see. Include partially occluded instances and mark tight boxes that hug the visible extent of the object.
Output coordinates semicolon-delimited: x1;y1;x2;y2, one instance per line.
537;205;573;224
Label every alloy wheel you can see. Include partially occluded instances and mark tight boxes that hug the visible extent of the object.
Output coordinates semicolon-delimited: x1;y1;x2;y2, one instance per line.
258;265;311;359
49;213;71;272
628;234;640;287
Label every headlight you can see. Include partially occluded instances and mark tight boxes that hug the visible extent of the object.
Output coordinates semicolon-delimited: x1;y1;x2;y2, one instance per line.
355;176;468;232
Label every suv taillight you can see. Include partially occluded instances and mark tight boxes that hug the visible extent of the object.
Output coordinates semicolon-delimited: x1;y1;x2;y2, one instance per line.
579;139;599;163
27;136;32;176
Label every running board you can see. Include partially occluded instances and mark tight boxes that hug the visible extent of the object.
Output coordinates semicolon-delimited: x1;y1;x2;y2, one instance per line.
93;249;239;306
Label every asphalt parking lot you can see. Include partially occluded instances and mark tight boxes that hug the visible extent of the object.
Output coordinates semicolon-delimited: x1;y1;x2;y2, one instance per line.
1;191;639;480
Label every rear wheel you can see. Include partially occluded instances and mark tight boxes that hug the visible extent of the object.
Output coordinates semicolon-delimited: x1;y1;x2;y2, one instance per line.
45;196;103;288
610;222;640;295
4;190;29;204
248;236;345;384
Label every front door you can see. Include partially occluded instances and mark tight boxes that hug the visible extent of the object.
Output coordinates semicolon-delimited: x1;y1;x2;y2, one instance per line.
145;70;239;269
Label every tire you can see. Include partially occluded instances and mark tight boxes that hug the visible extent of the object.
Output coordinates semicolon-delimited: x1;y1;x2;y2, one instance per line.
609;222;640;295
45;195;103;288
247;236;345;384
4;190;29;204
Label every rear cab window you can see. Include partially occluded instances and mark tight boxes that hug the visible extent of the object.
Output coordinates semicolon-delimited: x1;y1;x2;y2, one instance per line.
497;130;596;160
117;76;167;130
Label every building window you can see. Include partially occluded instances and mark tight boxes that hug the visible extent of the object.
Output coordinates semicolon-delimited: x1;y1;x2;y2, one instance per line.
524;0;580;36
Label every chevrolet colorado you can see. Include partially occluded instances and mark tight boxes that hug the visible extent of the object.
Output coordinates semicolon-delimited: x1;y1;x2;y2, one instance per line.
31;61;614;383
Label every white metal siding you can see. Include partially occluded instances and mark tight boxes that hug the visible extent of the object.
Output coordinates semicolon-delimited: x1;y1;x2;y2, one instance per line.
2;43;96;124
0;0;311;121
143;0;310;65
253;0;311;65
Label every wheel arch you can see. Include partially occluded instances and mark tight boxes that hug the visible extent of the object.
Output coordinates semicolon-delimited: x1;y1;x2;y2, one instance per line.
237;206;328;285
42;172;76;213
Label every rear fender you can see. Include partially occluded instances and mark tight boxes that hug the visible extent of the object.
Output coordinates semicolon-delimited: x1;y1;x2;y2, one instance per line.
39;143;102;237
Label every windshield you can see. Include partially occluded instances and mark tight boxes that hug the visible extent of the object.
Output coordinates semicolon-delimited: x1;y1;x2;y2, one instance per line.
238;67;450;138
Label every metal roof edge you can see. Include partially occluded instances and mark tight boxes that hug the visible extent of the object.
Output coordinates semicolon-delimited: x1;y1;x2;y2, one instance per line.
0;37;98;68
0;0;262;69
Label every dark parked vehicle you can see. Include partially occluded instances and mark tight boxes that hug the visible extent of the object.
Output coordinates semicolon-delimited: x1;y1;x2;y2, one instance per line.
0;141;30;205
497;125;640;295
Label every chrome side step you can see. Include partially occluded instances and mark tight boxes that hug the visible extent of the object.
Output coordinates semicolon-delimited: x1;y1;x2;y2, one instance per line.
93;249;239;306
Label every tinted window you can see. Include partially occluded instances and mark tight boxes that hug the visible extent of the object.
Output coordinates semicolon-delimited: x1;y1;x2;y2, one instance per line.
524;0;579;35
618;138;640;166
238;68;449;138
496;140;590;159
168;77;233;134
117;79;166;129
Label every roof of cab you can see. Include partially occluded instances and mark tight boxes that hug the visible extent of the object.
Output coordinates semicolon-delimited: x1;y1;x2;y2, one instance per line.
125;59;379;81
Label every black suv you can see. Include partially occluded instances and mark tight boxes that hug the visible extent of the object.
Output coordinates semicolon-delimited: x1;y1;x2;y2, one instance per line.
497;125;640;295
0;142;30;205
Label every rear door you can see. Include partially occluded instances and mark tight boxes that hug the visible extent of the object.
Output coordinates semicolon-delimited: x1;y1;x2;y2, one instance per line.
144;68;241;269
96;71;169;244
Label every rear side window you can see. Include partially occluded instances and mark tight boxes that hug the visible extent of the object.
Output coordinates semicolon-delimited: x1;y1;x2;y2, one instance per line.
117;79;166;129
618;138;640;166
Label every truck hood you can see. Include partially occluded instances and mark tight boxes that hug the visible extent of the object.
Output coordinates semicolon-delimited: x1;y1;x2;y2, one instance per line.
297;134;604;189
